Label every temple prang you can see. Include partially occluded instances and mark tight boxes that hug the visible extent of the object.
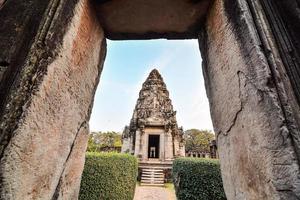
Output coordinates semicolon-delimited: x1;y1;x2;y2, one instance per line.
122;69;185;167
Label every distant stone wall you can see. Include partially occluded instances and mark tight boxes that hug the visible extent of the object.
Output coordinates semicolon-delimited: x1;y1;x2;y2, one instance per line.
185;151;210;158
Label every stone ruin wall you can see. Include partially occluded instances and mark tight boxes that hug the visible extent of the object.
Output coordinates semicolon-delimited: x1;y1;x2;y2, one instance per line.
0;0;300;199
0;0;106;199
199;0;300;199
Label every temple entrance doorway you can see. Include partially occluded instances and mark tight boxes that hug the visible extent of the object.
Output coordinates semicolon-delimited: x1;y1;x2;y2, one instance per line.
148;135;160;159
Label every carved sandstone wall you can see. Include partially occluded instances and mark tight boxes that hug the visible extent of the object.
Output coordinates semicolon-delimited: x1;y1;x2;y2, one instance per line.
122;69;185;159
199;0;300;199
0;0;106;199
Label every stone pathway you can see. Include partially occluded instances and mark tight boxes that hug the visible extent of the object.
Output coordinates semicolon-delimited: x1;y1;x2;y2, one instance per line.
134;185;176;200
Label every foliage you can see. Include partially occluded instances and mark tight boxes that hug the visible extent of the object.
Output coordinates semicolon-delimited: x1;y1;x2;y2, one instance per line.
87;131;122;152
87;136;97;152
184;129;215;152
79;152;138;200
172;157;226;200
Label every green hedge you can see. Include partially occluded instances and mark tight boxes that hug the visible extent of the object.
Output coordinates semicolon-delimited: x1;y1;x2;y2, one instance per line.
79;152;138;200
172;158;226;200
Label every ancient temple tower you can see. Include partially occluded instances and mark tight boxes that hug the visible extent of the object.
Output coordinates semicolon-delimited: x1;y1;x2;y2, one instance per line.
122;69;185;168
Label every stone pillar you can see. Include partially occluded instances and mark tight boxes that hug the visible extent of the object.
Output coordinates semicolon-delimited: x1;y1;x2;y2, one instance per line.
179;141;185;157
165;130;173;160
160;133;165;161
142;132;148;161
134;130;141;157
139;128;145;160
0;0;106;199
121;138;129;153
129;136;134;154
173;136;180;157
199;0;300;199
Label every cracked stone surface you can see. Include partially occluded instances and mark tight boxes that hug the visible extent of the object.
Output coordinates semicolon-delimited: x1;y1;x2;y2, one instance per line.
0;0;106;199
199;0;300;199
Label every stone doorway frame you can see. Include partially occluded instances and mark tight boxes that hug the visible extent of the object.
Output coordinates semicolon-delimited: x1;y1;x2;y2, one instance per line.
148;135;160;159
0;0;300;199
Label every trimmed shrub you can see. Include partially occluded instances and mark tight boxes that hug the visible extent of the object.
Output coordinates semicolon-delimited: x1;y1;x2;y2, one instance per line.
172;158;226;200
79;152;138;200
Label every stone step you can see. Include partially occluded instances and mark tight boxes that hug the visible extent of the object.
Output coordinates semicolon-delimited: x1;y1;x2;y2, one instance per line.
141;181;164;185
142;174;163;177
141;176;165;180
142;178;164;180
141;177;163;179
142;174;164;176
141;181;164;184
142;171;164;174
142;170;164;172
142;172;163;175
142;168;164;170
140;167;165;186
142;174;164;177
141;174;164;177
142;173;164;176
142;170;164;173
142;169;164;172
141;179;164;183
142;177;163;179
142;167;164;170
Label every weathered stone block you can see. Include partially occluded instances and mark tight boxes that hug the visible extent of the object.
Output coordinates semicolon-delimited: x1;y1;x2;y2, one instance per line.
94;0;212;39
199;0;300;199
0;0;106;199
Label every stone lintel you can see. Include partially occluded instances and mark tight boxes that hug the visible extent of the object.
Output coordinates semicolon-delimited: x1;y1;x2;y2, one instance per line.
93;0;212;40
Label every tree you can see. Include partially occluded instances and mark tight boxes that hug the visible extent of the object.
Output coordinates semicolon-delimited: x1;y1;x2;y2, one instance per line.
87;134;97;152
87;131;122;152
184;129;215;152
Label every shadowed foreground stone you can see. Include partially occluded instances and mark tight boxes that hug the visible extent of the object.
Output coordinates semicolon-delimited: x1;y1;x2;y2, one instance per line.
199;0;300;199
93;0;212;39
0;0;106;199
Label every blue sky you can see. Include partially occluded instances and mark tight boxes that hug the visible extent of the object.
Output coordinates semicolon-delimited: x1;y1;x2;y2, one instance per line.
89;39;213;133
